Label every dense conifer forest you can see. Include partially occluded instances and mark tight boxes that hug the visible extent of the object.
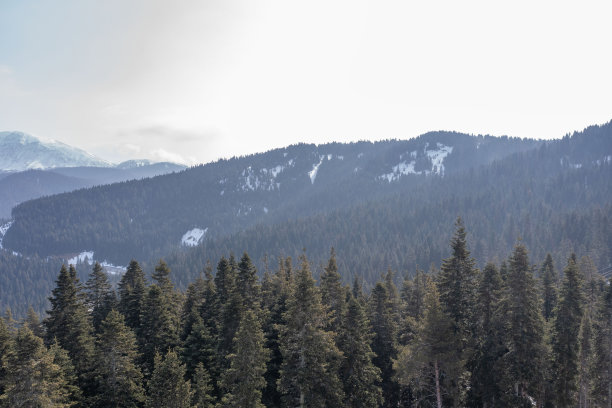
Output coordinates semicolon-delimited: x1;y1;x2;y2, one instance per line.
1;220;610;407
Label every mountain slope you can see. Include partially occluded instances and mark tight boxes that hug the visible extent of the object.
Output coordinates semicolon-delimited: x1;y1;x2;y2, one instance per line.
2;131;542;263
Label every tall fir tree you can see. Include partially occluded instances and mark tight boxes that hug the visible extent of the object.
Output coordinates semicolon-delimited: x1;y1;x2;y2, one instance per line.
118;260;147;333
0;327;71;407
220;309;269;408
320;247;347;335
592;277;612;407
338;295;383;408
552;255;585;407
395;281;460;408
278;255;344;407
192;362;215;408
578;313;594;408
540;254;557;321
44;264;95;399
146;349;192;408
0;317;12;397
24;305;45;339
369;280;399;408
85;262;116;333
90;310;144;408
498;243;546;406
236;252;260;311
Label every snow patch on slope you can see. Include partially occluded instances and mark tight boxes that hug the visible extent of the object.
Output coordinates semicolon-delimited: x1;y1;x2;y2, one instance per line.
68;251;94;265
181;227;208;247
380;143;453;182
426;143;453;176
309;156;324;184
67;251;126;275
0;221;14;249
380;161;419;182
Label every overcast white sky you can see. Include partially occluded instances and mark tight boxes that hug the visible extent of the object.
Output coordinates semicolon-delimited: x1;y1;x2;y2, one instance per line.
1;0;611;165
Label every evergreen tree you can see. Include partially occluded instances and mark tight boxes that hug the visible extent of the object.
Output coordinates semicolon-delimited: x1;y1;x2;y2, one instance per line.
139;284;180;377
215;256;242;363
146;349;192;408
552;255;585;407
118;260;147;333
578;313;594;408
192;362;215;408
91;310;144;408
49;341;82;406
85;262;115;332
395;281;460;408
540;254;557;321
320;247;347;335
498;243;546;406
236;252;260;310
278;255;344;407
44;265;95;398
0;327;71;407
369;281;399;408
0;317;12;396
152;259;173;293
470;262;504;407
592;278;612;407
24;306;45;339
338;295;383;408
221;309;269;408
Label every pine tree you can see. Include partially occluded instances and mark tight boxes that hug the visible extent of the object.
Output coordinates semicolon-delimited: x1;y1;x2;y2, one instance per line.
118;260;147;333
146;349;192;408
470;262;504;407
552;255;585;407
0;317;12;396
236;252;260;310
320;247;347;335
85;262;115;332
152;259;173;293
540;254;557;321
369;281;399;408
338;295;383;408
592;278;612;407
24;305;45;339
578;313;593;408
278;255;344;407
0;327;71;407
44;264;95;397
220;309;269;408
498;243;546;406
215;256;242;363
139;284;180;377
192;362;215;408
395;281;460;408
49;341;82;406
91;310;144;408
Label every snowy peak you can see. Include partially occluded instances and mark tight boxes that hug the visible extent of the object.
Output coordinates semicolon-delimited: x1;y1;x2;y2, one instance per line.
0;131;111;171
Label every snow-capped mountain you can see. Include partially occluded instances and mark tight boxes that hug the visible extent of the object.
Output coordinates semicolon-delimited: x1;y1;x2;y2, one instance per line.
0;131;111;171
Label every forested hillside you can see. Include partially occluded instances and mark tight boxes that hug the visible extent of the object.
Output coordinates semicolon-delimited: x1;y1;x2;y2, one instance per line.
1;222;610;407
3;131;542;264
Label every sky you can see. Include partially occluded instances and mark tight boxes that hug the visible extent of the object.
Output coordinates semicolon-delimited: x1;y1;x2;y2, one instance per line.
1;0;611;165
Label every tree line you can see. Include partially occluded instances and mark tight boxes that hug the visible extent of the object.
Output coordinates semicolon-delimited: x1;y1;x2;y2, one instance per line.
1;219;611;407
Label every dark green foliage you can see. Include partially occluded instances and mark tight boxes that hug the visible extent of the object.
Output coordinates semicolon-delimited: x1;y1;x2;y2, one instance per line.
0;327;71;407
498;243;546;406
24;306;45;339
552;255;585;406
320;248;348;335
91;310;144;408
339;295;383;408
0;317;11;396
395;281;460;408
118;260;147;332
369;280;399;407
541;254;557;321
139;284;180;377
278;255;344;407
592;278;612;406
192;362;215;408
221;309;269;408
237;252;260;310
85;262;116;332
44;265;95;397
146;349;192;408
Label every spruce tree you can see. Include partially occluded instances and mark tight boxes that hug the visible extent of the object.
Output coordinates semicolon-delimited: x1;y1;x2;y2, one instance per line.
91;310;144;408
0;327;71;407
338;295;383;408
369;281;399;408
592;278;612;406
118;260;147;333
24;305;45;339
320;247;347;335
220;309;269;408
0;317;12;396
578;313;593;408
146;349;192;408
278;255;344;407
540;254;557;321
192;362;215;408
552;255;585;407
498;243;546;406
395;281;459;408
236;252;260;310
44;264;95;397
85;262;115;332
